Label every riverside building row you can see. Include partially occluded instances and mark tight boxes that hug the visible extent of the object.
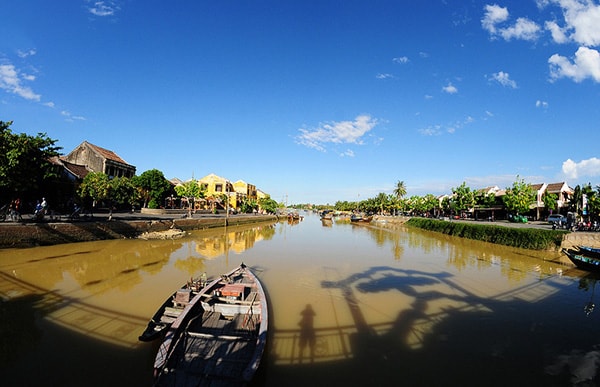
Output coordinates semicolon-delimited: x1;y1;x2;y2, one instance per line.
50;141;269;212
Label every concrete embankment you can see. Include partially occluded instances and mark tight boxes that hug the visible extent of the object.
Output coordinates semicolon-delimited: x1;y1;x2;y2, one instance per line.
0;214;278;249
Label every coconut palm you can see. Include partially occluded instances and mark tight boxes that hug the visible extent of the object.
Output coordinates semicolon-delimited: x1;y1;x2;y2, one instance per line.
394;180;407;199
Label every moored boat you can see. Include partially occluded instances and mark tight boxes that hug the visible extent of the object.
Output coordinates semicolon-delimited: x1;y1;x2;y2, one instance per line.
350;214;372;223
563;248;600;273
153;263;268;386
139;274;208;342
577;245;600;260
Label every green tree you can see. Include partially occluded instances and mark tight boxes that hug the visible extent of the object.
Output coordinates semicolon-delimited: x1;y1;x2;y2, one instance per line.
542;191;558;214
78;172;110;215
422;193;439;216
110;176;137;208
451;182;474;217
240;197;258;213
503;176;535;215
258;197;278;214
394;180;407;200
375;192;390;214
0;121;62;199
132;169;173;209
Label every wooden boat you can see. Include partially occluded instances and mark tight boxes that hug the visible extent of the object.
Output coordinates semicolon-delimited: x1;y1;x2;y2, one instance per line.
563;248;600;273
577;245;600;260
153;263;268;386
139;274;208;342
350;214;372;223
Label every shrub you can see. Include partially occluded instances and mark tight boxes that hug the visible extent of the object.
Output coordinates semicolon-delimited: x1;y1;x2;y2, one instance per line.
406;218;566;250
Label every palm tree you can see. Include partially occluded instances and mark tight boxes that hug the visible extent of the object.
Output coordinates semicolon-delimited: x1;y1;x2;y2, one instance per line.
394;180;407;199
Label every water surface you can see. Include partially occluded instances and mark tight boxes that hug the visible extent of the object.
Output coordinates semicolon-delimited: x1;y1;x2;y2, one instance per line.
0;214;597;386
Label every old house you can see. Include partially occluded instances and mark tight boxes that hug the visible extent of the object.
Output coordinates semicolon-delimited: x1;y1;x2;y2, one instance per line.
63;141;136;179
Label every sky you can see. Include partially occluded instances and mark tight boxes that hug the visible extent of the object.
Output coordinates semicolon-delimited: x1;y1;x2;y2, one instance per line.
1;0;600;205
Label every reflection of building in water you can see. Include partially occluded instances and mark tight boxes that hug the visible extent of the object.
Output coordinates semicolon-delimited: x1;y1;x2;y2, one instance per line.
193;226;272;258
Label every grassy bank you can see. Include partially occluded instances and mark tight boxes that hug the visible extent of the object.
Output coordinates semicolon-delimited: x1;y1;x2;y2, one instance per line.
406;218;568;250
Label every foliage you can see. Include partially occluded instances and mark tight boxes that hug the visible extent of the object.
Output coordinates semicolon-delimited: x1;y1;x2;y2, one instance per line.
407;218;566;250
0;121;62;198
174;179;203;199
334;200;358;212
110;176;137;207
78;172;110;206
503;176;535;215
542;191;558;213
132;169;173;209
475;191;496;208
78;172;136;211
394;180;407;199
258;196;279;214
451;182;474;215
240;197;258;213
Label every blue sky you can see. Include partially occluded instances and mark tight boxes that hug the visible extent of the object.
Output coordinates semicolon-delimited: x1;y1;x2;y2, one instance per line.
1;0;600;205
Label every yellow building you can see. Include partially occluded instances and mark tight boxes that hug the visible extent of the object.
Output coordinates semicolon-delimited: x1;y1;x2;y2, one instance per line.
233;180;257;201
197;173;236;210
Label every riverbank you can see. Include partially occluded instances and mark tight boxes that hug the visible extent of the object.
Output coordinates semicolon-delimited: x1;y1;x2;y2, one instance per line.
371;215;600;251
0;212;278;249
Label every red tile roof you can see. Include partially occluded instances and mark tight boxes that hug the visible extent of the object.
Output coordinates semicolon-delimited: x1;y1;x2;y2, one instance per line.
84;141;130;165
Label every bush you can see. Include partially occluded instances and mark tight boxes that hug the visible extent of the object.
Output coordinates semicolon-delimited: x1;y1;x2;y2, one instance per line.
406;218;566;250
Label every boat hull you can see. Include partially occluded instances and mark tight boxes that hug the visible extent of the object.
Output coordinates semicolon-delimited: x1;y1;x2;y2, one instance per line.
153;264;267;386
563;248;600;273
578;245;600;260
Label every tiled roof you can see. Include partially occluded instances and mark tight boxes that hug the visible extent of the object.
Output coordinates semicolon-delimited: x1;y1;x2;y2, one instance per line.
547;182;570;193
530;183;544;191
48;156;90;179
84;141;131;165
62;159;90;179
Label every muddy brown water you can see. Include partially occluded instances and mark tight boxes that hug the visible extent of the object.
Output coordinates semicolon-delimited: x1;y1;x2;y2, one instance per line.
0;213;597;386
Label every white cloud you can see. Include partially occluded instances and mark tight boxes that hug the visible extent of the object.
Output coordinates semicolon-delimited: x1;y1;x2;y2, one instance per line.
376;73;394;79
393;56;409;64
0;63;41;101
490;71;518;88
482;4;540;41
17;49;36;58
549;46;600;82
340;149;355;157
419;125;442;136
442;82;458;94
296;115;378;152
61;110;86;122
536;100;549;108
482;4;509;34
562;157;600;179
539;0;600;46
500;17;541;41
88;1;120;17
545;20;569;43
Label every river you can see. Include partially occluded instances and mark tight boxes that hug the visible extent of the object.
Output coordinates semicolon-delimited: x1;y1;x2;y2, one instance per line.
0;213;598;386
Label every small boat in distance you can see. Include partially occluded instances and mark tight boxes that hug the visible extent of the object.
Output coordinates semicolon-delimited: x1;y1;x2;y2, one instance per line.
563;248;600;273
153;263;267;386
350;214;372;223
139;274;208;342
